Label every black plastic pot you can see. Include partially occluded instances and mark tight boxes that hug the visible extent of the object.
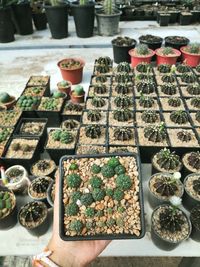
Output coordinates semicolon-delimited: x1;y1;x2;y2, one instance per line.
112;40;137;64
36;110;62;128
45;5;68;39
32;12;47;31
183;173;200;210
180;13;192;25
164;36;190;51
191;10;200;23
12;3;33;35
0;7;15;43
46;146;76;165
26;76;51;95
159;14;170;26
190;205;200;242
72;2;94;38
169;11;180;24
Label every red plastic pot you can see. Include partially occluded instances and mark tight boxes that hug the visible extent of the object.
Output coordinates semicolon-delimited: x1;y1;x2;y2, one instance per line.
155;48;181;65
180;46;200;67
70;91;85;104
57;58;85;85
128;48;155;67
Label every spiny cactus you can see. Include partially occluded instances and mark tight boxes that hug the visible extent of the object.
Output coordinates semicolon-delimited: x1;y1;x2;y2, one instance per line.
144;123;167;143
181;73;197;83
161;74;176;83
0;191;13;219
91;96;106;108
185;43;200;54
177;64;190;73
153;176;178;197
139;94;154;108
155;148;180;171
112;36;134;46
95;75;107;83
168;97;181;107
159;207;185;233
20;202;45;224
35;160;51;172
102;0;118;15
193;178;200;195
161;47;174;56
85;125;102;139
170;111;189;124
161;83;177;95
65;102;83;112
52;129;74;144
177;130;192;142
136;73;154;81
87;110;102;122
95;64;110;74
190;205;200;230
69;220;83;233
136;81;155;94
113;109;133;122
136;63;152;73
31;177;51;194
191;97;200;108
115;72;132;83
93;84;107;94
186;83;200;95
115;83;130;94
113;127;133;141
21;144;31;152
116;62;131;73
157;64;171;73
196;111;200;123
11;142;20;152
188;152;200;170
135;44;150;55
114;95;132;108
67;173;82;188
62;120;78;130
141;110;158;123
96;56;112;66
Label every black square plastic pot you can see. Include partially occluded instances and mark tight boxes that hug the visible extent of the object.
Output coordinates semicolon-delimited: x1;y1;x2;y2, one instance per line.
32;13;47;31
112;41;136;64
169;11;180;23
46;147;75;165
26;76;51;96
21;110;39;119
180;13;192;25
0;7;15;43
191;11;200;23
159;14;170;26
61;113;82;123
36;110;61;128
59;153;145;241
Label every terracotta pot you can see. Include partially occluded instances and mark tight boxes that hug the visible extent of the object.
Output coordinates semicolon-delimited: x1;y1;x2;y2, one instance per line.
70;91;85;104
180;46;200;67
3;96;16;109
57;58;85;85
57;81;72;96
155;48;181;65
128;48;155;67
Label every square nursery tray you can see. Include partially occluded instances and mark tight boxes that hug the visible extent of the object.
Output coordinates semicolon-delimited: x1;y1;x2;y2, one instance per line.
21;86;50;98
26;75;50;95
59;153;145;241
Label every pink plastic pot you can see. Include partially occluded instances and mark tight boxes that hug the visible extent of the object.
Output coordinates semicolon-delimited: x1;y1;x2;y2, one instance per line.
155;48;181;65
128;48;155;67
180;46;200;67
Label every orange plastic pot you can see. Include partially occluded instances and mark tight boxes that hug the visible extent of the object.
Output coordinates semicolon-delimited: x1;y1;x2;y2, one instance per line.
2;96;16;109
180;46;200;67
57;81;72;98
70;91;85;104
155;48;181;65
128;48;155;67
57;58;85;85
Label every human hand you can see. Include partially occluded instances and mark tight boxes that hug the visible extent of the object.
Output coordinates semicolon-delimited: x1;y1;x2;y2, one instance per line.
47;173;111;267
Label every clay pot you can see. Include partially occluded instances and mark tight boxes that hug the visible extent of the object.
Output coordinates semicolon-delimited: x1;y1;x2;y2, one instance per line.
57;81;72;97
180;46;200;67
70;91;85;104
2;96;16;109
155;48;181;65
128;48;155;67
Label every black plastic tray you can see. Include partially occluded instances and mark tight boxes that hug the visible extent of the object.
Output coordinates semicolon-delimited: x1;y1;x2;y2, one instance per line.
59;153;145;241
36;110;62;128
26;75;50;96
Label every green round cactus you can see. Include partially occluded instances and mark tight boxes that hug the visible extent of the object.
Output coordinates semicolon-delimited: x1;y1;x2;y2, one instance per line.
116;62;131;73
66;173;82;188
157;64;171;73
70;191;82;203
168;97;181;107
101;164;115;178
116;174;132;190
0;92;11;103
89;176;102;189
144;123;167;143
69;220;83;233
141;110;158;123
85;207;95;217
87;110;102;122
92;188;106;201
73;85;85;96
114;95;132;108
65;203;79;216
113;109;133;122
139;94;154;108
161;84;177;95
91;164;101;174
91;96;106;108
113;127;133;141
170;111;189;124
113;188;124;201
107;157;120;168
186;83;200;95
115;165;126;175
80;193;94;206
85;125;102;139
115;83;130;94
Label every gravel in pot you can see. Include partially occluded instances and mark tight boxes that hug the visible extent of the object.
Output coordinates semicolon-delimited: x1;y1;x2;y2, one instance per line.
28;176;53;202
76;145;107;155
30;159;57;178
182;151;200;175
167;128;199;148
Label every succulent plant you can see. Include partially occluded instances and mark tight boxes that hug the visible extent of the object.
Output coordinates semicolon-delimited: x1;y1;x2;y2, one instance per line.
69;163;78;170
0;92;11;103
161;47;174;56
95;75;107;83
21;144;31;152
11;142;20;151
19;202;45;225
135;44;151;55
40;97;61;111
113;108;133;122
114;95;132;108
139;94;154;108
85;207;95;217
0;128;11;144
106;217;116;227
136;62;152;73
191;97;200;108
85;125;102;139
96;56;112;66
91;164;101;174
181;73;197;83
188;152;200;170
101;164;115;178
168;97;181;107
61;59;81;69
66;173;82;188
91;96;106;108
161;74;176;83
107;157;120;168
95;64;110;74
115;72;132;83
193;178;200;195
157;64;171;73
184;43;200;54
115;83;130;94
116;174;132;190
87;110;102;122
112;36;134;46
153;175;178;197
65;203;79;216
136;81;155;94
70;191;82;203
116;62;131;73
141;110;158;123
0;191;13;219
155;148;180;171
159;207;185;233
73;85;85;96
92;188;106;201
17;95;40;111
52;129;74;144
65;102;83;112
190;205;200;230
177;130;192;142
196;111;200;123
170;111;189;124
62;120;78;130
69;220;83;233
144;123;167;143
136;73;154;81
31;177;51;194
105;188;114;197
93;84;107;94
80;193;93;206
161;83;177;96
115;165;126;175
113;188;124;201
186;83;200;95
113;127;133;141
89;176;102;189
176;64;190;73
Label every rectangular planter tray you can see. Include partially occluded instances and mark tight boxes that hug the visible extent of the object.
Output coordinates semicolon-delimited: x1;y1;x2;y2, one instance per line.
26;75;50;96
59;153;145;241
36;110;61;128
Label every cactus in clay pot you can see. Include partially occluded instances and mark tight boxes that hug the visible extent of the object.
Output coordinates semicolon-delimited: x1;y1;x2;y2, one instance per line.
87;110;102;122
157;64;171;73
176;64;190;73
168;97;181;107
0;93;12;104
115;72;132;83
161;74;176;83
193;178;200;195
91;96;106;108
113;109;133;122
188;152;200;171
196;111;200;123
96;56;112;66
114;95;132;108
181;73;197;83
116;62;131;73
113;127;133;141
93;84;107;94
135;44;151;56
153;176;179;197
62;120;78;130
141;110;158;123
71;85;85;103
177;130;192;142
170;111;189;124
144;123;167;143
136;63;152;73
137;81;155;94
155;148;181;171
95;75;107;83
191;97;200;108
139;94;154;108
115;83;130;94
186;83;200;95
85;125;102;139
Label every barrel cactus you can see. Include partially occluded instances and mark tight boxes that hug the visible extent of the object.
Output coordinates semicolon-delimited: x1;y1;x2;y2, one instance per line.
170;111;189;124
93;84;107;94
155;148;180;171
87;110;102;122
113;109;133;122
193;178;200;195
157;64;171;73
96;56;112;66
0;93;11;103
19;202;45;226
69;220;83;234
115;83;130;94
196;111;200;123
159;207;184;233
95;64;110;74
52;129;74;144
85;125;102;139
116;62;131;73
66;173;82;188
177;130;192;142
92;188;106;201
113;127;133;141
191;97;200;108
114;95;132;108
65;102;83;112
95;75;107;83
161;74;176;83
65;203;79;216
181;73;197;83
62;120;78;130
144;123;167;143
31;177;51;195
115;72;132;83
168;97;181;107
153;175;178;197
139;95;154;108
186;83;200;95
136;62;152;73
91;96;106;108
141;110;158;123
101;165;115;178
136;81;155;94
135;44;151;55
161;83;177;95
177;64;190;73
188;152;200;170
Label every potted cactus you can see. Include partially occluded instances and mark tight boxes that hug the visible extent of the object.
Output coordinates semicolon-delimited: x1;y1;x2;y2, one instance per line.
57;58;85;84
30;159;56;178
180;43;200;67
61;119;80;130
155;47;181;65
183;173;200;210
139;34;163;51
190;204;200;242
182;151;200;176
79;125;106;145
164;36;190;51
111;36;137;63
57;80;72;97
71;0;95;38
0;92;15;109
0;0;15;43
128;44;155;67
95;0;122;36
62;101;84;121
70;85;85;104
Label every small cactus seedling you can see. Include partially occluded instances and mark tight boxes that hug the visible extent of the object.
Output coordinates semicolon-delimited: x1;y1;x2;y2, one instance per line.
69;220;83;234
52;129;74;144
144;123;167;143
181;73;197;83
185;43;200;54
65;102;83;112
191;97;200;108
141;110;158;123
67;173;82;188
114;95;132;108
188;152;200;171
177;130;192;142
116;62;131;73
155;148;181;171
193;177;200;195
137;81;155;94
102;0;118;15
116;174;132;190
168;97;181;107
11;142;20;152
196;111;200;123
135;44;151;55
115;83;130;94
136;63;152;73
153;175;179;197
113;109;133;122
186;83;200;95
177;64;190;73
85;125;102;139
115;72;132;83
0;191;14;219
139;94;154;108
161;74;176;83
161;47;175;56
96;56;112;66
170;111;189;124
95;75;107;83
73;85;85;96
95;64;110;74
113;127;133;141
93;84;107;94
62;120;78;130
157;64;171;73
91;96;106;108
31;177;51;195
161;83;177;95
87;110;102;122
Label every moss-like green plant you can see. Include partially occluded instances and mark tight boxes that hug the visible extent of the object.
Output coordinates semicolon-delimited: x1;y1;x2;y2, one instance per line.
66;173;81;188
65;203;79;216
92;188;106;201
85;207;95;217
89;176;102;189
17;95;40;111
113;188;124;201
116;174;132;190
52;129;74;144
118;206;125;213
80;193;94;206
91;164;101;174
101;164;115;178
69;220;83;233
